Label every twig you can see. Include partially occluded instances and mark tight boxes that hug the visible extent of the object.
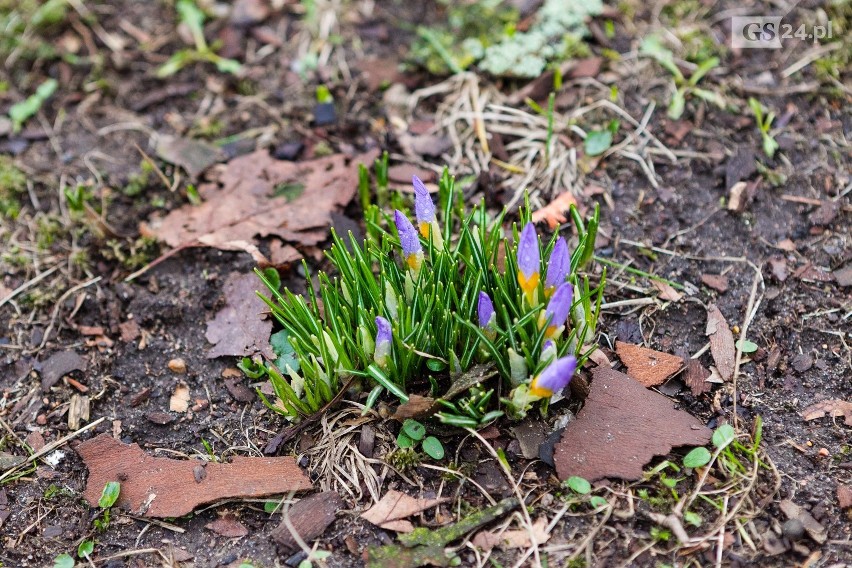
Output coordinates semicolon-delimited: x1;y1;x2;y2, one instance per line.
0;265;61;308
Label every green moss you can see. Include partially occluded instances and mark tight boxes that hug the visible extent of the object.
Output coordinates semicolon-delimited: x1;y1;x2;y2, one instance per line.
0;156;27;219
386;447;421;472
34;214;65;250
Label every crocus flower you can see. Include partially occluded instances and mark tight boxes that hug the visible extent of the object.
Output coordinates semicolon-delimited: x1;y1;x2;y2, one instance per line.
516;222;540;305
394;210;424;272
478;291;496;332
413;176;444;248
529;355;577;398
541;339;557;364
374;316;392;368
539;282;573;338
544;238;569;298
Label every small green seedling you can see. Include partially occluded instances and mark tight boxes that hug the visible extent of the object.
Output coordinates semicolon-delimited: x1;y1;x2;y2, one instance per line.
584;119;620;157
396;419;445;460
748;98;779;158
640;35;724;119
78;539;94;560
53;553;74;568
158;0;241;78
93;481;120;531
9;78;57;133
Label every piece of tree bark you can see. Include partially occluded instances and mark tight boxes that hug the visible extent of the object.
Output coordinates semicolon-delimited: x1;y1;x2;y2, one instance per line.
615;341;683;387
77;434;312;518
706;305;735;381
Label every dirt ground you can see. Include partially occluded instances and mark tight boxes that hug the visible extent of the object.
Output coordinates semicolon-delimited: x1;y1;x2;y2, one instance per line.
1;0;850;567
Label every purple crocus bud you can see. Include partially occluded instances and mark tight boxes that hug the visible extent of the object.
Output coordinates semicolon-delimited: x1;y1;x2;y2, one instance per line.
540;282;573;338
477;291;496;330
374;316;392;367
394;210;424;271
516;222;540;304
544;238;570;297
529;355;577;398
413;176;436;234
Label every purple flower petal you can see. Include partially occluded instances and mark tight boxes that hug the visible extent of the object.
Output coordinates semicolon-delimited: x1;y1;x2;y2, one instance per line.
516;222;540;279
545;238;570;290
478;291;496;329
413;176;436;229
530;355;577;397
543;282;573;330
394;210;423;258
375;316;392;346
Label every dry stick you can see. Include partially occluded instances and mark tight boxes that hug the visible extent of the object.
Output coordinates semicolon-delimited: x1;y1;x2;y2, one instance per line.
0;264;61;308
124;242;198;283
38;276;102;351
0;416;107;483
731;268;764;429
94;548;168;566
465;428;541;568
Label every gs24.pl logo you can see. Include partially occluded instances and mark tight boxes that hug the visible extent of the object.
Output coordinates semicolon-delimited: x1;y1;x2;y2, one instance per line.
731;16;834;48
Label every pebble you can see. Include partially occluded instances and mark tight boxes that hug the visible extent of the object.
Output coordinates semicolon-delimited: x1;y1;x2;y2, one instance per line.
168;358;187;374
818;448;830;457
781;518;805;541
36;414;47;425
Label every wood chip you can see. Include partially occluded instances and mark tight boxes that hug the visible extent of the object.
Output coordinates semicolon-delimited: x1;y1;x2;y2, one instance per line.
68;394;90;430
206;515;249;538
684;359;711;396
169;382;190;413
801;399;852;426
615;341;683;387
361;490;449;532
700;274;729;293
77;434;312;518
553;367;712;481
119;320;141;342
37;350;87;391
727;181;748;212
779;500;827;544
706;305;735;382
271;492;344;551
838;485;852;509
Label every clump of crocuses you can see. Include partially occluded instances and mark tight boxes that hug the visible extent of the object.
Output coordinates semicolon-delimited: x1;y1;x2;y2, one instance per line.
257;167;603;423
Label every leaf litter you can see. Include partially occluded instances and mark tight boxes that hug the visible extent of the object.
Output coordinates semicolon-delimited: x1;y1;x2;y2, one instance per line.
205;271;275;360
361;489;450;533
144;149;379;264
615;340;683;387
706;304;736;382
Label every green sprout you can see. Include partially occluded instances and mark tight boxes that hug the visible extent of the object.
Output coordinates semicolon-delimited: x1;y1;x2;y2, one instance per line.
93;481;120;531
252;167;604;425
640;35;725;119
157;0;241;78
9;78;57;133
396;419;445;460
748;98;780;158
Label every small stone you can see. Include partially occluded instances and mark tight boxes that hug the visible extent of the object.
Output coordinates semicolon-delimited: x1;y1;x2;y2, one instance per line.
818;448;830;457
272;141;304;161
312;102;336;126
782;519;805;541
168;358;187;374
791;354;813;373
36;414;47;425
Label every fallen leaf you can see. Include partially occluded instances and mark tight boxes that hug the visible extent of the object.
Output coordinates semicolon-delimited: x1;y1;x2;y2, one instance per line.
155;134;223;179
392;395;437;420
77;434;311;517
793;263;834;283
801;399;852;426
0;488;9;529
706;305;735;382
205;271;274;360
224;378;254;403
169;382;190;412
145;149;377;261
615;341;683;387
650;280;682;302
838;485;852;509
684;359;711;396
510;421;549;460
768;257;789;282
775;238;796;252
725;146;756;190
779;500;827;544
472;517;550;551
271;492;344;551
700;274;729;293
37;350;87;391
206;515;249;538
553;367;712;481
361;489;449;532
833;265;852;288
531;191;578;230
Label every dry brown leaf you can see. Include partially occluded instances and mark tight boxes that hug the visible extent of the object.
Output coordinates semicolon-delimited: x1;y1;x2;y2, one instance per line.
801;399;852;426
205;271;274;360
205;515;249;538
145;149;378;261
706;305;735;382
155;134;223;179
392;395;437;420
77;434;312;518
651;280;683;302
553;367;711;481
271;492;344;551
615;341;683;387
684;359;711;396
169;382;190;413
700;274;729;293
531;191;578;229
472;517;550;551
361;489;449;532
779;500;827;544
